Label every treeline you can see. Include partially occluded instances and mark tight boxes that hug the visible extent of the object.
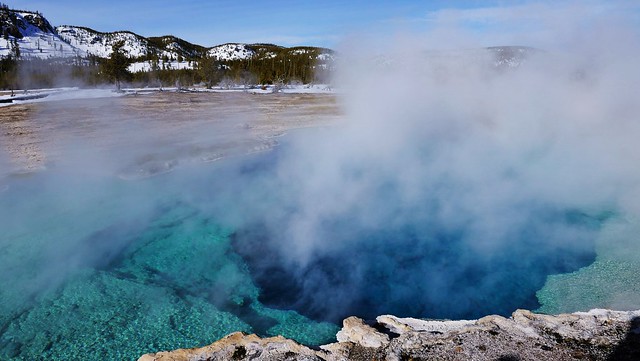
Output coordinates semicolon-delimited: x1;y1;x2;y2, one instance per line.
0;56;199;90
0;57;103;90
129;44;333;87
0;47;334;90
226;46;332;85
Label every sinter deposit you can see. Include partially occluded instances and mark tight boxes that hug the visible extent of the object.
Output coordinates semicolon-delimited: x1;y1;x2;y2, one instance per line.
139;308;640;360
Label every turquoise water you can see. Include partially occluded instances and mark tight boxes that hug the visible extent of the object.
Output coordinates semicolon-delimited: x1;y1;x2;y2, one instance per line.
537;216;640;314
0;131;632;361
0;165;339;360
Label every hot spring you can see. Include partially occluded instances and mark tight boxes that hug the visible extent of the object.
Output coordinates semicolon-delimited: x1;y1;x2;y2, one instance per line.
2;45;640;360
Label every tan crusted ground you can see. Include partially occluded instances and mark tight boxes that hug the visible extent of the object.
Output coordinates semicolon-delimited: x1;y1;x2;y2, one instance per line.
0;92;341;175
137;309;640;361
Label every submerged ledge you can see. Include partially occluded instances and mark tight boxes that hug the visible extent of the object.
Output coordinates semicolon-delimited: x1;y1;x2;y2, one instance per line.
138;308;640;360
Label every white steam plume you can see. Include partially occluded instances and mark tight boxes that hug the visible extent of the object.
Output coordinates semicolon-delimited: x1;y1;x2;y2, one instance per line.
221;2;640;321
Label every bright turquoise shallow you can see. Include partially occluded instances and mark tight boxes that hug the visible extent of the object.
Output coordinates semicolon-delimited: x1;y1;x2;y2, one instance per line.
0;167;339;360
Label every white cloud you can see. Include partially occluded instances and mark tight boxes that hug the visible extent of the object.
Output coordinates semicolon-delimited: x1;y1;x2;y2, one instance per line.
415;1;640;48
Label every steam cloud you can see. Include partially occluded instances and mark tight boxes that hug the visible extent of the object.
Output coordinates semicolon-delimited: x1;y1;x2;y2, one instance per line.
1;1;639;337
217;4;640;321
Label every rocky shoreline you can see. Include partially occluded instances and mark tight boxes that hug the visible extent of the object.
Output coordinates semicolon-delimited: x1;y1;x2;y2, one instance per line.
138;308;640;360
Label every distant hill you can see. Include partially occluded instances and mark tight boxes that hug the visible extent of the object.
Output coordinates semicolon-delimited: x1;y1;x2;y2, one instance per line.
0;6;334;68
56;26;150;59
56;26;207;61
0;6;529;68
0;4;533;89
0;8;80;58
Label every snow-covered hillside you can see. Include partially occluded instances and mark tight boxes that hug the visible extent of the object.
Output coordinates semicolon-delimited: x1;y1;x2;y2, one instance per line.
0;6;336;75
205;43;335;64
0;5;532;78
0;10;82;59
148;35;204;60
0;8;205;62
56;26;150;58
207;43;254;61
369;46;535;72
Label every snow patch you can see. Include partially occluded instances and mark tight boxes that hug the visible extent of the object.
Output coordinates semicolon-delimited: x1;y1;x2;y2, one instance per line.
207;43;254;61
128;60;195;72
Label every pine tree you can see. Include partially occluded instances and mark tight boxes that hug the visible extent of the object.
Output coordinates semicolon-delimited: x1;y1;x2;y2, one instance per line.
0;55;17;90
102;40;131;91
10;39;20;59
198;54;222;89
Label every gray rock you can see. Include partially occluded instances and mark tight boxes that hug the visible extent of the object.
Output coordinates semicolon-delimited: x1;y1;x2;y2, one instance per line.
138;308;640;361
138;332;320;361
336;316;389;348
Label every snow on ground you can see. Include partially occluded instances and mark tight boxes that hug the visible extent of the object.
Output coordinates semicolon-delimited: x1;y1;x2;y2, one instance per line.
174;83;334;94
33;88;126;102
121;83;334;94
0;88;126;107
128;60;196;73
0;84;334;107
279;84;333;94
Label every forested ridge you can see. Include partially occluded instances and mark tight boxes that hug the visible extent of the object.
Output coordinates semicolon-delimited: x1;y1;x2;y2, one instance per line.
0;4;334;89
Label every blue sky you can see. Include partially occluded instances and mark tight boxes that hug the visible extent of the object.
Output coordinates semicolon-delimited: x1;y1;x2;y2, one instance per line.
14;1;640;48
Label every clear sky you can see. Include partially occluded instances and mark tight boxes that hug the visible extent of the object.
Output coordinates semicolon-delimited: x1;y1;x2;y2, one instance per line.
13;1;640;48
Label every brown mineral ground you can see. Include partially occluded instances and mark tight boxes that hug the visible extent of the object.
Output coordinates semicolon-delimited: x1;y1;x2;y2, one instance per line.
0;92;341;176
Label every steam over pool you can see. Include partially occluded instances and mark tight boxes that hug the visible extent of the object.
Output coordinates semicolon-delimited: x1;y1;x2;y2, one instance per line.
2;12;640;360
0;136;603;360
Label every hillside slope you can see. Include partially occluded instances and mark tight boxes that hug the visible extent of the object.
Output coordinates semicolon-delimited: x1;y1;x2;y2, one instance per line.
1;6;334;68
0;8;81;59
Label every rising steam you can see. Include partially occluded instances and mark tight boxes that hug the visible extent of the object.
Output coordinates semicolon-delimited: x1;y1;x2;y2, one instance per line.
1;4;639;357
220;4;640;321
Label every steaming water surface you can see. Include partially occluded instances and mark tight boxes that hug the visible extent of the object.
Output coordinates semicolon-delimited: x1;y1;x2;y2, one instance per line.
0;91;636;360
0;93;342;360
